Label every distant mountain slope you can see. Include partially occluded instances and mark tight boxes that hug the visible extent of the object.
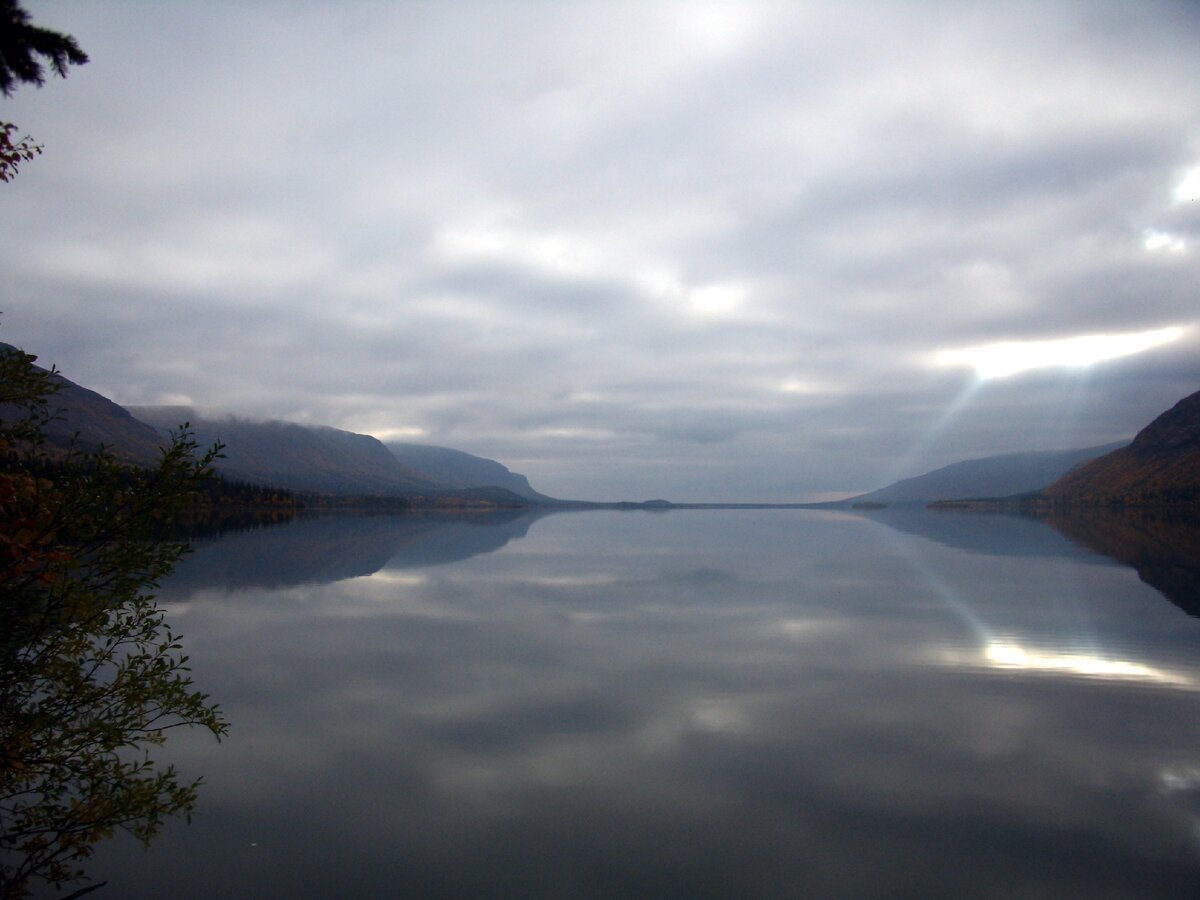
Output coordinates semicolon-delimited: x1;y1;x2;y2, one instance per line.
386;442;553;501
849;443;1125;506
0;342;163;465
1044;390;1200;506
131;407;446;496
3;343;550;504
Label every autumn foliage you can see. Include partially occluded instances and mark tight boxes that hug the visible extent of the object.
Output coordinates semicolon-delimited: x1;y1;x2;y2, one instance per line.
1044;390;1200;508
0;346;227;897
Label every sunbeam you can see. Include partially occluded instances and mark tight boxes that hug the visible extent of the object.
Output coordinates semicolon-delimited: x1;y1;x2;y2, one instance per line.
883;378;984;488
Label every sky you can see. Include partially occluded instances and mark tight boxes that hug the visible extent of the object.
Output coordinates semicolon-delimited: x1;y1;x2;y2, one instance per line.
2;0;1199;502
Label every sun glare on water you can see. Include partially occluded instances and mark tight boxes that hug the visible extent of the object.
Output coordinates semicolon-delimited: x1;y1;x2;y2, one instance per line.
984;642;1193;687
935;325;1186;380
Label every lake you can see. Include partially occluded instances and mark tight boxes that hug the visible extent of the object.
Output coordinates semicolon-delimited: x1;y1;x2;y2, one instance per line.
81;507;1200;898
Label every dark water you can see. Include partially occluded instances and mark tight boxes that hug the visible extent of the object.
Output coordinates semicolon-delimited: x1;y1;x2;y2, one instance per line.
82;509;1200;898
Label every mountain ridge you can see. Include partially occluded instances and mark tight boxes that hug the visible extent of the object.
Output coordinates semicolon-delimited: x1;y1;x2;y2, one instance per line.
1042;389;1200;507
12;340;1195;510
847;442;1126;506
130;406;557;503
0;342;164;465
1;341;551;504
131;406;447;496
386;441;553;502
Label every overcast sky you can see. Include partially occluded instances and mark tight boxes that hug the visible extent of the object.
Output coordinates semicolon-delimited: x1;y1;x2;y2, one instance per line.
3;0;1199;501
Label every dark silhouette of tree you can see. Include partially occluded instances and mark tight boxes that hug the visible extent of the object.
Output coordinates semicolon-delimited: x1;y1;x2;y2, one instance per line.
0;122;39;182
0;346;228;898
1;14;222;891
0;0;87;96
0;0;86;183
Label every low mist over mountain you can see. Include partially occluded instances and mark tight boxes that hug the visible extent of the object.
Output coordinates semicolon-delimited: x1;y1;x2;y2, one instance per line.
386;442;552;501
2;341;553;504
1044;390;1200;507
128;406;551;502
848;443;1125;506
16;336;1194;510
131;407;448;496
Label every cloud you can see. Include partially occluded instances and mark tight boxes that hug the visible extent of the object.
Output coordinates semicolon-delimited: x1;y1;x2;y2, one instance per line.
3;0;1200;500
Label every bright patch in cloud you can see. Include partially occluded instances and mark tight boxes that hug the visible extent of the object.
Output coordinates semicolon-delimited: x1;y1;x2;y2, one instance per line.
639;270;751;319
674;4;757;57
936;325;1187;380
154;393;195;406
1143;229;1188;253
778;378;818;395
637;267;684;299
369;426;428;441
688;282;747;318
433;225;608;280
1176;166;1200;203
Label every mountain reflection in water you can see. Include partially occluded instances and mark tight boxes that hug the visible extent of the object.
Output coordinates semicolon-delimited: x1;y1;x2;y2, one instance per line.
864;506;1200;619
168;509;545;590
83;509;1200;899
1044;510;1200;618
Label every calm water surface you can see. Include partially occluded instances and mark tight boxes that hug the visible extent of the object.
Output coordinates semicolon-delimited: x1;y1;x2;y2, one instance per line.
83;509;1200;898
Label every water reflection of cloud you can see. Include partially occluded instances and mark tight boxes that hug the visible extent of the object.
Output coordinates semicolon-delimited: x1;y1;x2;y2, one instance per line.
520;574;620;587
933;642;1196;689
1161;768;1200;794
864;510;1200;693
362;571;428;586
772;617;845;639
93;510;1200;898
983;641;1194;688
